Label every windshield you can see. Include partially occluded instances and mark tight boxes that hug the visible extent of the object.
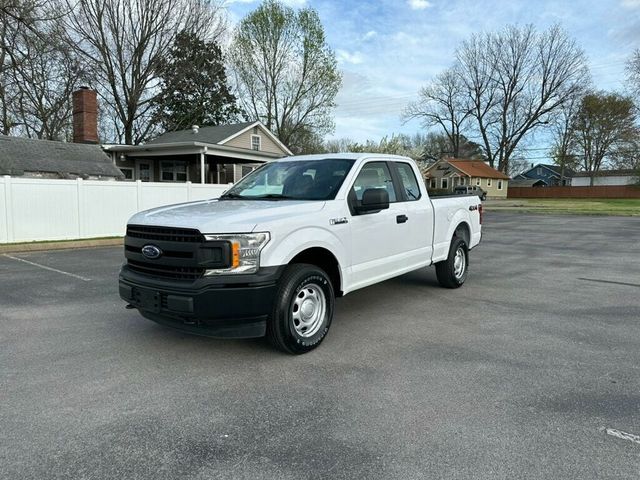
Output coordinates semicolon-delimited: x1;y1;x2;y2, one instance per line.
220;159;356;201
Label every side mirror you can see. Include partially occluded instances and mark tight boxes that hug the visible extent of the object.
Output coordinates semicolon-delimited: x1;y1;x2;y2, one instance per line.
355;188;390;214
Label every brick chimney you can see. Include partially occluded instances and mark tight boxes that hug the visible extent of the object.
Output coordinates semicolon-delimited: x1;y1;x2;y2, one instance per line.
72;87;98;144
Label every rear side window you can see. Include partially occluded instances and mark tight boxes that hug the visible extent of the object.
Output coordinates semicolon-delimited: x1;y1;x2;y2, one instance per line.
395;162;421;201
352;162;397;202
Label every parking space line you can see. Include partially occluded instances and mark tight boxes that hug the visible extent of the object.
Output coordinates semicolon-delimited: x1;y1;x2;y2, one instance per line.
578;278;640;288
3;254;91;282
605;428;640;445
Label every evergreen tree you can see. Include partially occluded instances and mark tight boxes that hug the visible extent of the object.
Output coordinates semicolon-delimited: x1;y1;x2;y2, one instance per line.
153;31;243;132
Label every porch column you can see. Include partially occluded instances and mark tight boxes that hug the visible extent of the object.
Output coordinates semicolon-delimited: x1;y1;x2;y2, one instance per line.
200;152;205;184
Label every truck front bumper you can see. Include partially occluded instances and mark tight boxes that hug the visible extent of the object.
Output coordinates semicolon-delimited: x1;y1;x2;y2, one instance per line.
119;265;284;338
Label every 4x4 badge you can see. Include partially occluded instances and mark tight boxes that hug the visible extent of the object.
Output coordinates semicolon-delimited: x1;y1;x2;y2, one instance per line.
330;217;348;225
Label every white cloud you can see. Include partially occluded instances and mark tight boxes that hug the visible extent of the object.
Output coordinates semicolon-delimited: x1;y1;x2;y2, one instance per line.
408;0;432;10
336;49;364;65
621;0;640;7
363;30;377;40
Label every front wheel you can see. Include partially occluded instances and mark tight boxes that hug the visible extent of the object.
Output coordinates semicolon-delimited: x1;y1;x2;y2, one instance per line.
435;237;469;289
267;264;335;354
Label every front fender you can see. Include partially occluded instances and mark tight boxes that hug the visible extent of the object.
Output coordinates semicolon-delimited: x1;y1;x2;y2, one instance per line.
260;226;348;269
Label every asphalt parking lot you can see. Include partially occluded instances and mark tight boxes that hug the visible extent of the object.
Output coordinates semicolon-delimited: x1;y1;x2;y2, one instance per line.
1;212;639;479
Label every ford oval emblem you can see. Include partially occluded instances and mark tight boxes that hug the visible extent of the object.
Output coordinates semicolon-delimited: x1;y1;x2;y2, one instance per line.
141;244;162;260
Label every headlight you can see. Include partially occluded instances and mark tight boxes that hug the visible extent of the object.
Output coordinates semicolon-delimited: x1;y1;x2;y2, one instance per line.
202;232;270;275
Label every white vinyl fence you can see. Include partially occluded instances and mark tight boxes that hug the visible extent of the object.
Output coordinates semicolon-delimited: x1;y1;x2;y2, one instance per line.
1;176;230;243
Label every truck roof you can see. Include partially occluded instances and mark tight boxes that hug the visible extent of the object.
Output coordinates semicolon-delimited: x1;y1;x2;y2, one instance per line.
275;153;414;162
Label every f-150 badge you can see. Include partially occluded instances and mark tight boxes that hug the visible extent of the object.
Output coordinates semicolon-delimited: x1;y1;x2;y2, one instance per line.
330;217;348;225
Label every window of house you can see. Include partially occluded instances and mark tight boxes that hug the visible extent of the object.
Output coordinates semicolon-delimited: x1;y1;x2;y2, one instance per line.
537;167;542;176
139;163;151;182
160;161;187;182
476;178;481;186
241;166;254;178
120;168;134;180
430;178;437;189
251;135;261;151
441;177;448;189
498;180;503;190
487;178;492;187
395;162;421;201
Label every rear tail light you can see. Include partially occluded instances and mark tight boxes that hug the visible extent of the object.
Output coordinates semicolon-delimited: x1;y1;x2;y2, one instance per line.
478;204;483;224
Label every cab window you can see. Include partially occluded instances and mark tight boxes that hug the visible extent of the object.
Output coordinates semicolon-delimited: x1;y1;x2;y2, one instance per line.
351;162;397;202
395;162;421;201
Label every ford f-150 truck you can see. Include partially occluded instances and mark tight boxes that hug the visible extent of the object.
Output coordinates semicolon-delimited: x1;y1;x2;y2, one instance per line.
119;153;482;354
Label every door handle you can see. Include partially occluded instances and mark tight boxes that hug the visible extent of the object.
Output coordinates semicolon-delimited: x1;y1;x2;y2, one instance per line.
396;214;408;224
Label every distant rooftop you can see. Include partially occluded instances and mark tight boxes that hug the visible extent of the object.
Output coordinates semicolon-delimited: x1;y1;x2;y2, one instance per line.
573;169;638;177
0;135;123;178
445;159;510;180
146;122;256;145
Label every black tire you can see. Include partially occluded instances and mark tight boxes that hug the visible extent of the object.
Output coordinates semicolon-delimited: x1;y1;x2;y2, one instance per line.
435;236;469;289
481;193;487;201
267;263;334;354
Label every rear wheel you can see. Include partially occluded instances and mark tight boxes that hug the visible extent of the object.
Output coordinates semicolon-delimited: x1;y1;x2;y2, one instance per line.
267;264;334;354
435;236;468;289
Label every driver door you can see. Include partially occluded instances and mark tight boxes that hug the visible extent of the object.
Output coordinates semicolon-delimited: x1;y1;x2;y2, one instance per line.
347;161;408;290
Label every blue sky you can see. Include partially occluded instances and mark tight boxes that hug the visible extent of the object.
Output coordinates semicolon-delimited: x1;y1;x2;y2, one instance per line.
226;0;640;149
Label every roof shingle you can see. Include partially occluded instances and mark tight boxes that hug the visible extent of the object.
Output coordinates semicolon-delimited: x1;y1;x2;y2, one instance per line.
146;122;255;145
0;135;123;178
446;159;510;179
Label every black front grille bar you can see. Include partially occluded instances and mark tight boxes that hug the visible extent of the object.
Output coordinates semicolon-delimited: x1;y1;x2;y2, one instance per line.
127;259;204;281
126;225;204;243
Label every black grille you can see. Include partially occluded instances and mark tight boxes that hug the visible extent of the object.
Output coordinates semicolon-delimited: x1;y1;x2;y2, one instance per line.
127;259;205;280
125;244;193;259
126;225;204;243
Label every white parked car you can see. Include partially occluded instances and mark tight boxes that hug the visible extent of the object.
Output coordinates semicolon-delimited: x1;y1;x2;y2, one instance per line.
119;154;482;354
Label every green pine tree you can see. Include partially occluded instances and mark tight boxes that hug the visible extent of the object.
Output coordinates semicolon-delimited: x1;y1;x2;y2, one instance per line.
152;31;243;132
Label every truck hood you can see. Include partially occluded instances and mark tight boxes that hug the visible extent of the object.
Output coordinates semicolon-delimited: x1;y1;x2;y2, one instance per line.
128;199;326;234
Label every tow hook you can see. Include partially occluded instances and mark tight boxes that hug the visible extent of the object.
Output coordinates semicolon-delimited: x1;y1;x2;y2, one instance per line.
125;304;135;310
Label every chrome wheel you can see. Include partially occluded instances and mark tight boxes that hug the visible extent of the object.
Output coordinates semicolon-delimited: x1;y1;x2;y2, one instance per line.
291;283;326;338
453;247;466;279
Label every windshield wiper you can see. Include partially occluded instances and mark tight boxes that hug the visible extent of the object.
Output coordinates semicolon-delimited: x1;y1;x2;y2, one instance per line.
219;192;244;200
251;194;297;200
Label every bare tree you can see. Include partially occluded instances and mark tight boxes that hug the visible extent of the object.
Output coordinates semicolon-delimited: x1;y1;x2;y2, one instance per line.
627;48;640;101
8;13;84;139
571;92;638;185
0;0;78;137
403;66;472;158
64;0;225;144
229;0;341;150
456;24;590;173
550;92;582;184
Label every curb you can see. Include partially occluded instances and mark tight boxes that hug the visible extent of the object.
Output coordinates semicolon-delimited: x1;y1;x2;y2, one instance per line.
0;238;123;254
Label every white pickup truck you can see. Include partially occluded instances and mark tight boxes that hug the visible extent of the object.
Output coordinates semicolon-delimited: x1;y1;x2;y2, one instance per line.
119;153;482;353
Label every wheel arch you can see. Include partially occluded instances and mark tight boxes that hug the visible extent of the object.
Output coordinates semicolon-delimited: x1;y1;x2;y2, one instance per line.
453;221;471;246
289;247;343;296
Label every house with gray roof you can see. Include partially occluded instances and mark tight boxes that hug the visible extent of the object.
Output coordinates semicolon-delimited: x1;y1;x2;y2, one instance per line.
105;121;292;184
515;163;575;186
0;135;123;180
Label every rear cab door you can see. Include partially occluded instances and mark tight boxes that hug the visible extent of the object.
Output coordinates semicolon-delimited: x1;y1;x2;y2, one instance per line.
389;160;434;269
